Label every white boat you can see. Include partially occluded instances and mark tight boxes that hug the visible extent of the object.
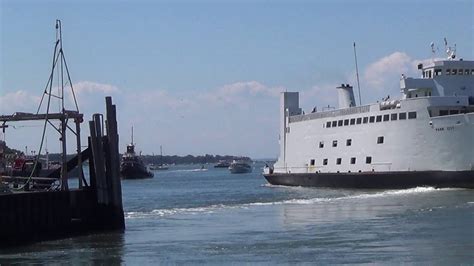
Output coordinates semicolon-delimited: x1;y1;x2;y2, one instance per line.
264;42;474;188
149;145;169;170
229;160;252;174
149;163;169;171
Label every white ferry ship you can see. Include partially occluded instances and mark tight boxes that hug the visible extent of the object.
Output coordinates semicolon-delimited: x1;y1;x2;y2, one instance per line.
264;47;474;188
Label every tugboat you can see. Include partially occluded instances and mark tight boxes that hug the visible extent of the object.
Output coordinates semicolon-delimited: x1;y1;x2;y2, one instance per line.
120;127;153;179
229;159;252;174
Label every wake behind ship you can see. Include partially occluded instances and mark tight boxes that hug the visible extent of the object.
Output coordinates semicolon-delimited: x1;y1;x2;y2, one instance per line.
264;43;474;189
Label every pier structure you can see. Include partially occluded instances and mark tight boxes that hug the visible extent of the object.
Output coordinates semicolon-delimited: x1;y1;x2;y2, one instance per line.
0;20;124;246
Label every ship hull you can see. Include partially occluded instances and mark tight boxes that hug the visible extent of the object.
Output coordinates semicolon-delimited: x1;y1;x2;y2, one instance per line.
229;165;252;174
120;165;153;179
263;170;474;189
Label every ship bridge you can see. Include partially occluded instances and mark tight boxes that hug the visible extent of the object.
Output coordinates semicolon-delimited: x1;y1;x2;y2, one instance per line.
400;59;474;99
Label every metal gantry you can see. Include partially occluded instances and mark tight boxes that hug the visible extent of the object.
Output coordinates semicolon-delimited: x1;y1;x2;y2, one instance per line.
0;20;84;191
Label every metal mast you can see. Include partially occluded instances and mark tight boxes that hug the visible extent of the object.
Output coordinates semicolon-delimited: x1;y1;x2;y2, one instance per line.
35;20;83;190
353;42;362;106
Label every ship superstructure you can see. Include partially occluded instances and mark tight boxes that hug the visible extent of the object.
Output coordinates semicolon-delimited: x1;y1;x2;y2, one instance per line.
264;49;474;188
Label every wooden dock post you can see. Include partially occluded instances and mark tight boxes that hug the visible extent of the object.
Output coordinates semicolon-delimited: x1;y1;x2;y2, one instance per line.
104;96;124;229
87;97;124;230
89;114;109;205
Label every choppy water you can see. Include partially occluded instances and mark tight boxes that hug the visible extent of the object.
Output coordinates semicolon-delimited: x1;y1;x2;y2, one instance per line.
1;162;473;264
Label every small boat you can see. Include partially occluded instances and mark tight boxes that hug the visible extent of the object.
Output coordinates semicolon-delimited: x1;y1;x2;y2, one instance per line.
149;145;169;170
149;163;169;171
214;160;231;168
120;127;153;179
229;160;252;174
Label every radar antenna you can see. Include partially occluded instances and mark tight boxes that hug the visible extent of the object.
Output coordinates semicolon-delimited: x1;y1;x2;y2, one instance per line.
444;37;456;60
430;42;436;60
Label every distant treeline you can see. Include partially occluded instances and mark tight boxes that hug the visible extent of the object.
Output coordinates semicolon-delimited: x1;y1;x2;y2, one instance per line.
1;142;252;165
141;154;251;165
0;141;22;156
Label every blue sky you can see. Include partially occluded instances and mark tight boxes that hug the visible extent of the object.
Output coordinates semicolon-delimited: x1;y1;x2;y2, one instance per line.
1;0;473;158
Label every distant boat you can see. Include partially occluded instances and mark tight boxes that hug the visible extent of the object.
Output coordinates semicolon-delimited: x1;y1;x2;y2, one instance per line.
150;145;169;171
120;127;153;179
214;160;231;168
149;163;169;171
229;160;252;174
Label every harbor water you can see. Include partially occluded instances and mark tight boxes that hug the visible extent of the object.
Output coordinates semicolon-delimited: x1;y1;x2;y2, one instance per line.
1;162;473;264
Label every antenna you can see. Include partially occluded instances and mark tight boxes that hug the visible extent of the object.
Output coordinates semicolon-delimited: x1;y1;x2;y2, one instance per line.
353;42;362;106
131;126;134;145
430;42;436;60
444;37;457;60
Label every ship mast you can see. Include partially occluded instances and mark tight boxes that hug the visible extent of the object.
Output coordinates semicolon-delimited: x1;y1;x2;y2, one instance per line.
36;20;82;190
353;42;362;106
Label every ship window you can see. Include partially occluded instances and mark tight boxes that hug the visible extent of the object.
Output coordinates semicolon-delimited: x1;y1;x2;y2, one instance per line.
458;69;463;75
363;117;369;124
338;120;343;126
434;69;442;76
399;112;407;120
383;114;389;121
376;115;382;122
351;157;356;164
346;139;352;146
439;110;449;116
336;158;342;165
350;118;355;125
369;116;375;123
310;159;315;166
326;121;331;128
332;121;337;127
465;69;470;75
366;156;372;164
450;110;459;115
319;141;324;148
452;69;457;75
356;118;362;124
471;69;474;75
344;119;349;126
332;140;337;147
428;70;432;78
446;69;451;75
408;111;417;119
377;136;384;144
323;159;328;165
391;113;397;120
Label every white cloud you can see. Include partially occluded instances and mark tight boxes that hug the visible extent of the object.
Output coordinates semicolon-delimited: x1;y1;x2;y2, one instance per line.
73;81;120;94
0;90;41;114
363;52;412;90
131;90;194;110
202;81;283;105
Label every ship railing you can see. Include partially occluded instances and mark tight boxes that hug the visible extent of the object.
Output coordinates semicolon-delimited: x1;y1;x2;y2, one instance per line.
266;166;320;174
370;162;392;171
289;105;371;123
